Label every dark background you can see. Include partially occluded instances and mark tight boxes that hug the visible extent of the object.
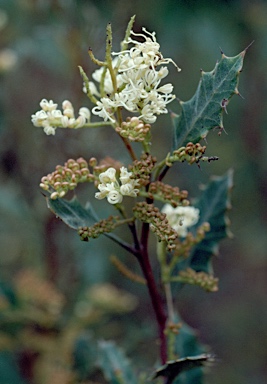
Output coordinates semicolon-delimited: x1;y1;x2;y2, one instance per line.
0;0;266;383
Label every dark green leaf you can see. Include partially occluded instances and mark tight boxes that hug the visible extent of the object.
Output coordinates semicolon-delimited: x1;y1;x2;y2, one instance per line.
176;170;233;275
172;50;245;149
46;196;96;229
97;340;138;384
189;169;233;273
151;314;209;384
152;354;211;384
172;316;208;384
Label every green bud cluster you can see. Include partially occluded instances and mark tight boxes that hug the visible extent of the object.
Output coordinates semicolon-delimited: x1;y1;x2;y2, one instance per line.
40;157;95;199
177;267;219;292
78;216;119;241
115;117;151;142
129;153;157;186
133;202;178;251
147;181;189;207
172;142;218;165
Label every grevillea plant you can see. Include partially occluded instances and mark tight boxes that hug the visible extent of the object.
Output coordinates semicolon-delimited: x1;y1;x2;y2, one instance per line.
32;16;248;384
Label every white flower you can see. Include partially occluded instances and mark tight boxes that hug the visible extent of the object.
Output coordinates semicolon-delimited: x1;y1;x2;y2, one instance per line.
32;99;91;135
79;107;91;120
162;204;200;237
92;99;116;123
107;190;123;204
157;83;174;94
95;167;140;205
119;167;132;184
31;110;48;127
99;168;117;183
91;26;179;124
40;99;57;111
95;181;123;204
43;125;56;135
120;182;139;197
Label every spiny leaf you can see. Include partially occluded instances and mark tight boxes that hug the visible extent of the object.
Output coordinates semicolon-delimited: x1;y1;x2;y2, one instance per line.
172;50;246;149
46;196;96;229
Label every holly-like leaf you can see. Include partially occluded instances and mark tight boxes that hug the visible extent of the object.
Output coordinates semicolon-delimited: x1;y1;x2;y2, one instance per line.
172;50;246;150
97;340;138;384
46;196;97;229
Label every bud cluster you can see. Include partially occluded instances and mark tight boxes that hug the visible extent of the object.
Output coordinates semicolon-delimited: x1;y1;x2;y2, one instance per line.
148;181;189;207
129;153;157;186
115;117;151;142
177;268;219;292
172;142;218;165
40;157;95;199
173;222;211;259
133;202;178;251
78;216;120;241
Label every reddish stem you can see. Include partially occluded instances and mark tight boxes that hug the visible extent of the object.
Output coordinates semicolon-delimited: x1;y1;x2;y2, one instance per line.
137;222;168;364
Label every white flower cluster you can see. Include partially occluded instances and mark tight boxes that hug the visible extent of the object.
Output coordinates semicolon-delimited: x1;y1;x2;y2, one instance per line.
162;204;200;237
89;28;180;124
95;167;140;204
31;99;90;135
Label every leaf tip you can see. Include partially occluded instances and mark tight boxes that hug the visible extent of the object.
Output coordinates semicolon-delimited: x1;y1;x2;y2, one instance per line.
241;40;254;57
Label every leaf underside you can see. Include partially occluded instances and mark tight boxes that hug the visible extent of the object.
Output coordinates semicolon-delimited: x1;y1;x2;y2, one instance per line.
46;196;96;229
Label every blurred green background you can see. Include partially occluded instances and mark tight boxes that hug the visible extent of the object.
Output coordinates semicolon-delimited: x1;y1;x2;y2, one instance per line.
0;0;267;383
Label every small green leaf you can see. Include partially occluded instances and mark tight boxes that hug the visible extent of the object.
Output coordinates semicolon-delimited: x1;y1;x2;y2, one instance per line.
97;340;138;384
46;196;96;229
172;50;245;149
